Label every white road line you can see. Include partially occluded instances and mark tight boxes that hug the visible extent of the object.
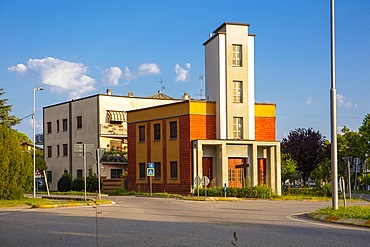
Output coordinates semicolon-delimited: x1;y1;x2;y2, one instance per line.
286;212;370;231
0;212;10;216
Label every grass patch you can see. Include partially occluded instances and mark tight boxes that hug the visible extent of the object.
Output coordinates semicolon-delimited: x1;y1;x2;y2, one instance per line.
0;197;111;208
314;206;370;220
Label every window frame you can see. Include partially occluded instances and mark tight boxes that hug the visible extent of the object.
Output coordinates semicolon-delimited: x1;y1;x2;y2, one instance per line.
77;169;83;178
233;117;243;139
154;162;161;179
62;119;68;131
76;116;82;129
56;120;60;132
153;123;161;141
138;125;145;142
47;122;52;134
47;146;52;158
232;44;242;67
139;163;146;179
62;144;68;156
233;81;243;103
111;169;123;179
170;161;178;179
169;121;177;139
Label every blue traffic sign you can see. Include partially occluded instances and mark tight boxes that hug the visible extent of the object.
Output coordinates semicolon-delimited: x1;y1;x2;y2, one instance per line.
147;168;155;176
148;162;154;168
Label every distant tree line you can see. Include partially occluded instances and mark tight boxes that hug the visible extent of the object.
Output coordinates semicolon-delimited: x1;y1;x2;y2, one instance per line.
281;113;370;190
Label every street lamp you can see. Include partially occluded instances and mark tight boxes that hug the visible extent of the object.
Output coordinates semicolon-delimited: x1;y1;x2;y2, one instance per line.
33;87;43;198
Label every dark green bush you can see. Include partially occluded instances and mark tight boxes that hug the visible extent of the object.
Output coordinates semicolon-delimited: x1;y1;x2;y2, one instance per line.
193;185;273;199
71;178;84;191
57;172;72;192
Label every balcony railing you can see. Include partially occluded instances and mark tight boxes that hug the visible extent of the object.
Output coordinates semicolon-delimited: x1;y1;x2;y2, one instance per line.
101;150;128;163
100;124;127;136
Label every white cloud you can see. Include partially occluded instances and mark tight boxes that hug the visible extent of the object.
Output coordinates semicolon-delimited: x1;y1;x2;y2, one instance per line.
306;96;313;105
174;63;191;82
137;63;160;76
102;66;123;86
337;94;353;108
9;57;96;99
7;63;28;74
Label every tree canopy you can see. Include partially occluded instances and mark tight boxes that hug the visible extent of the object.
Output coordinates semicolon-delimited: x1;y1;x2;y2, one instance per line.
0;88;20;127
281;128;328;185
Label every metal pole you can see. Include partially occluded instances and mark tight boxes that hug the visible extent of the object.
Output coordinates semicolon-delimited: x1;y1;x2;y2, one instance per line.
330;0;339;210
348;158;351;199
84;144;87;201
33;87;43;198
97;149;101;201
33;88;36;198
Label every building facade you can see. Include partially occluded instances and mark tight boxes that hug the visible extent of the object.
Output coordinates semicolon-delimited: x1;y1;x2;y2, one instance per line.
43;91;182;190
127;22;281;195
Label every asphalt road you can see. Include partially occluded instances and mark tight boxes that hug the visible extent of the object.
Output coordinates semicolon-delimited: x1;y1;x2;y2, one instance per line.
0;196;369;247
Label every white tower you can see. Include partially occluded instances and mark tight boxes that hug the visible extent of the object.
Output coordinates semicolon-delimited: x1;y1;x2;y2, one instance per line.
204;22;255;140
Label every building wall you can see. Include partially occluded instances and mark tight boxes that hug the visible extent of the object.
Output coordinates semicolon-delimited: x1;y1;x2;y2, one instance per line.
255;103;276;141
127;101;216;194
44;93;184;191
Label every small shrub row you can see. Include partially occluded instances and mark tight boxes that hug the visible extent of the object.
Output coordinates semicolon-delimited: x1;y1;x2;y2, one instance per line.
283;183;332;197
194;185;273;199
57;169;100;193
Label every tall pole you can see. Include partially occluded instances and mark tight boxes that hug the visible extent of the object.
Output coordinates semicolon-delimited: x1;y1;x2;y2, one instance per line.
330;0;338;210
33;87;43;198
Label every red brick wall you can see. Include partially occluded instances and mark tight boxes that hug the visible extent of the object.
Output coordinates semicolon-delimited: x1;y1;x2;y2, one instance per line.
190;115;216;140
255;117;276;141
127;123;136;190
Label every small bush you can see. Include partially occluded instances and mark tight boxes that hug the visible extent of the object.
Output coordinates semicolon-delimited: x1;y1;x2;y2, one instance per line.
193;185;273;199
71;178;84;191
57;172;72;192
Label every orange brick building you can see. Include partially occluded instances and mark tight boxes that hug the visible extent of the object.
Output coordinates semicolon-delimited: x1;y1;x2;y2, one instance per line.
128;22;281;195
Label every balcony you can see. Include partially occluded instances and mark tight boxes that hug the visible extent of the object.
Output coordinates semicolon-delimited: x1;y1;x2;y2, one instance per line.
101;150;128;164
100;124;127;137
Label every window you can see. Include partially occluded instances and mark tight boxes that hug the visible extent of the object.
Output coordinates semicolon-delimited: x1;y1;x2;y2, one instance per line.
233;117;243;139
111;169;123;179
139;163;146;179
56;120;60;132
233;81;243;103
47;146;52;158
62;144;68;156
56;145;60;157
169;121;177;139
77;169;83;178
170;161;178;179
232;45;242;66
47;171;52;183
47;122;52;134
76;116;82;129
138;125;145;142
62;119;68;131
154;162;161;179
153;123;160;141
228;169;235;182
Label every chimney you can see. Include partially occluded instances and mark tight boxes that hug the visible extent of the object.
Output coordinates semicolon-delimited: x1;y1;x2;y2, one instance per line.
182;92;190;100
128;92;134;97
107;89;112;95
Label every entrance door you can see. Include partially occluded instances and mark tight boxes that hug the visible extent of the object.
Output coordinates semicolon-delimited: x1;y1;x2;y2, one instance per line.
228;158;247;188
258;158;267;185
202;157;213;188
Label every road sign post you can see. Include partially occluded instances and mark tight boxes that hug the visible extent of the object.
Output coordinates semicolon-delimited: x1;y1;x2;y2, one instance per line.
147;163;154;196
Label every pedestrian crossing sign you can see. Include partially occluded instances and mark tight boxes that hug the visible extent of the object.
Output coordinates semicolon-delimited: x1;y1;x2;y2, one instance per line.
147;168;155;176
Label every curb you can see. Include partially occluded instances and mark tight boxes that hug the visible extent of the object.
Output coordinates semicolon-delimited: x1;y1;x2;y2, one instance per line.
309;213;370;228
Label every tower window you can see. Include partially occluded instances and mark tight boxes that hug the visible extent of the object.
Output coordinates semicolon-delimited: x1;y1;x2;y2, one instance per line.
233;81;243;103
233;117;243;139
232;45;242;67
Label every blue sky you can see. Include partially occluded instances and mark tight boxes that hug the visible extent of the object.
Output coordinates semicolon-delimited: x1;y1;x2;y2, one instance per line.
1;0;369;141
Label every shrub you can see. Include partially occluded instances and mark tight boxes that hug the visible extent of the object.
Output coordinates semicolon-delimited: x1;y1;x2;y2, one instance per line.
57;172;72;192
71;178;84;191
193;185;273;199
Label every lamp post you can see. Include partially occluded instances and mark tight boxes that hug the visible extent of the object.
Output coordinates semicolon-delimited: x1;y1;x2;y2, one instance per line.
33;87;43;198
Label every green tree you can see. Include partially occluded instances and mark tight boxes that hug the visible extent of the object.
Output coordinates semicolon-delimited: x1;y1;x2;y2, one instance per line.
0;88;20;127
281;154;300;185
359;114;370;156
281;128;328;185
0;125;33;199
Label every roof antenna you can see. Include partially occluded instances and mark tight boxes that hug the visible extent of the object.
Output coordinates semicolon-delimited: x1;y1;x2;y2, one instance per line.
157;79;165;93
197;75;204;99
